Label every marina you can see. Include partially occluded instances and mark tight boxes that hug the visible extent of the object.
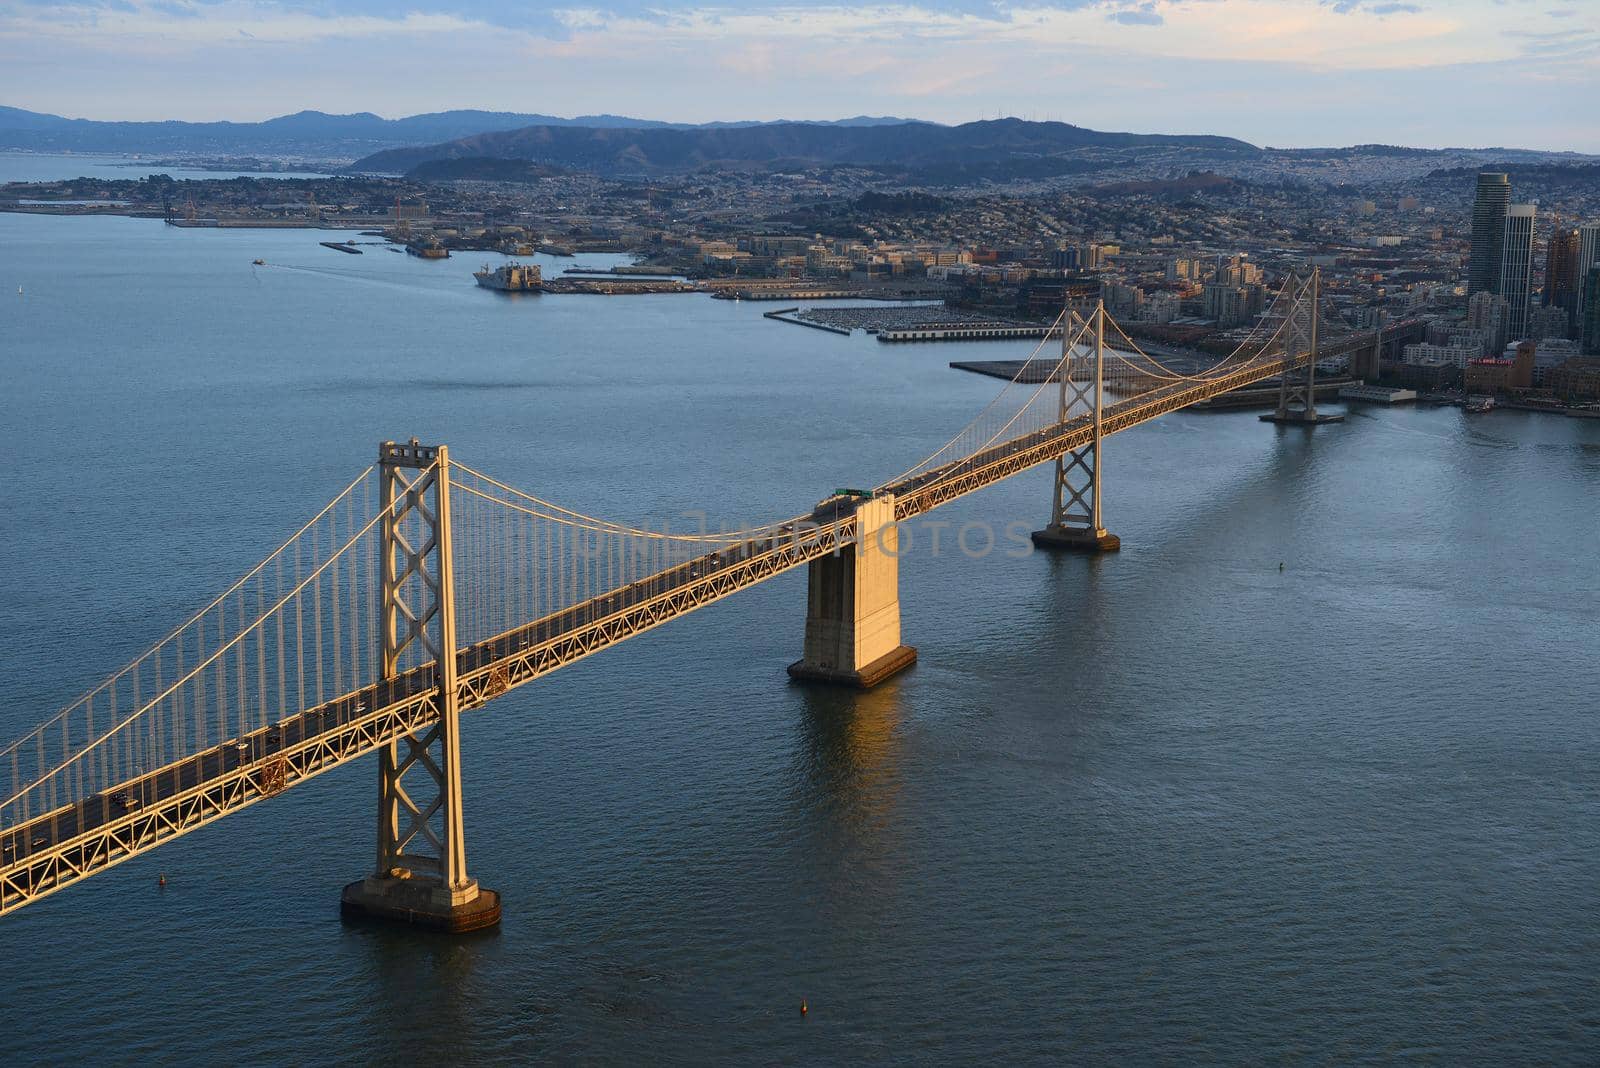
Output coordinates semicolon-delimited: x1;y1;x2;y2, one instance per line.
765;302;1045;339
563;265;684;278
541;277;699;295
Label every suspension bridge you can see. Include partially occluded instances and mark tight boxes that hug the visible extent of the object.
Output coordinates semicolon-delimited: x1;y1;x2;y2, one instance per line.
1;272;1396;928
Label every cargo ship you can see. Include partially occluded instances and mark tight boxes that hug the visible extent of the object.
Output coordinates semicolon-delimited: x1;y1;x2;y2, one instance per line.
474;262;543;292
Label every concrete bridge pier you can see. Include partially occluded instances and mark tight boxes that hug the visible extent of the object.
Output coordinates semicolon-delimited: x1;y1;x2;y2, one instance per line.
787;494;917;689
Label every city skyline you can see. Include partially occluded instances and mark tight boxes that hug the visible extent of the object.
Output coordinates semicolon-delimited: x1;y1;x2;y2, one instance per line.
2;0;1597;152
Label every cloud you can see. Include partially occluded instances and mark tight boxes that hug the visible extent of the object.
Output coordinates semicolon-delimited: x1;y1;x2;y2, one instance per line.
1108;2;1162;25
0;0;485;49
0;0;1594;150
1322;0;1421;12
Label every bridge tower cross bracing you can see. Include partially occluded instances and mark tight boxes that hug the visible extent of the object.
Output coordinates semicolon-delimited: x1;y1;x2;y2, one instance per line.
339;439;501;932
1264;268;1345;426
1032;300;1121;553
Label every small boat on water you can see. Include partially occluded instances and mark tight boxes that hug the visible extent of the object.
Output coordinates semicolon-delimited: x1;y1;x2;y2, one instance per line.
1465;396;1495;414
252;259;265;265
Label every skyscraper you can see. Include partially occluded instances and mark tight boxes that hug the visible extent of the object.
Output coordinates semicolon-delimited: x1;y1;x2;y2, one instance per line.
1469;172;1510;295
1545;225;1580;308
1499;204;1536;341
1577;222;1600;320
1584;269;1600;356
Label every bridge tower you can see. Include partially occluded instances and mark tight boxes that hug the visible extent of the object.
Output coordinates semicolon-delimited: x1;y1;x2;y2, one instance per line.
1032;301;1121;553
1262;268;1344;426
340;439;501;932
787;493;918;689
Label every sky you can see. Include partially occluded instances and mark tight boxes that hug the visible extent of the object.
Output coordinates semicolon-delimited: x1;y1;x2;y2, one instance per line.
1;0;1596;151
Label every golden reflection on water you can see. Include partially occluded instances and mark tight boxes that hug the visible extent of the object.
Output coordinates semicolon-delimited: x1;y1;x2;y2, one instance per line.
795;681;907;834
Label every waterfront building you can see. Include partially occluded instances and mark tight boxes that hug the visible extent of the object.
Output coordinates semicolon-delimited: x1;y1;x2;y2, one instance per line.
1533;338;1580;386
1468;172;1510;295
1549;356;1600;400
1403;342;1480;369
1387;358;1462;391
1465;343;1533;394
1499;204;1536;341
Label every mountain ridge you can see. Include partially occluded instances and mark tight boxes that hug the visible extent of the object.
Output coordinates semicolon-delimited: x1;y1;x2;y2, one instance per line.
347;117;1261;180
0;107;927;156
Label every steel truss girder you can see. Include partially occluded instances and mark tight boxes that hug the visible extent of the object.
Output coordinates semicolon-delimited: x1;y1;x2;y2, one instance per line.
0;692;440;916
892;354;1308;520
0;509;857;915
2;338;1335;917
453;520;858;704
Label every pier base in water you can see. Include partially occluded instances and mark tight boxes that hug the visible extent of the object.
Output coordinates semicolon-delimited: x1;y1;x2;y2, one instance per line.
788;644;918;689
340;875;501;933
1259;410;1345;426
1031;526;1122;553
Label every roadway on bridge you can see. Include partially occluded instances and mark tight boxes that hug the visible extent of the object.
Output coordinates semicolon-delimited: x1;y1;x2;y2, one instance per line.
4;308;1397;906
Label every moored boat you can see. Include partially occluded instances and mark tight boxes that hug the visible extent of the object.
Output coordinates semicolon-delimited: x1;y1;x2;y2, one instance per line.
474;262;543;292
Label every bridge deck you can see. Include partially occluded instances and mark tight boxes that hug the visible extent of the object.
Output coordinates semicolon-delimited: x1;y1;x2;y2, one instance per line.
0;333;1378;914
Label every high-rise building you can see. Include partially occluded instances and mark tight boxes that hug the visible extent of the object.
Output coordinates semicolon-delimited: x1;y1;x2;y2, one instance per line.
1577;223;1600;320
1499;204;1536;341
1545;224;1580;313
1584;269;1600;355
1469;172;1511;295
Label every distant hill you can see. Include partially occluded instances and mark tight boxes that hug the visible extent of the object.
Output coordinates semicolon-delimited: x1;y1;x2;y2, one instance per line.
351;118;1260;180
408;157;570;182
0;107;927;157
1088;170;1240;197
